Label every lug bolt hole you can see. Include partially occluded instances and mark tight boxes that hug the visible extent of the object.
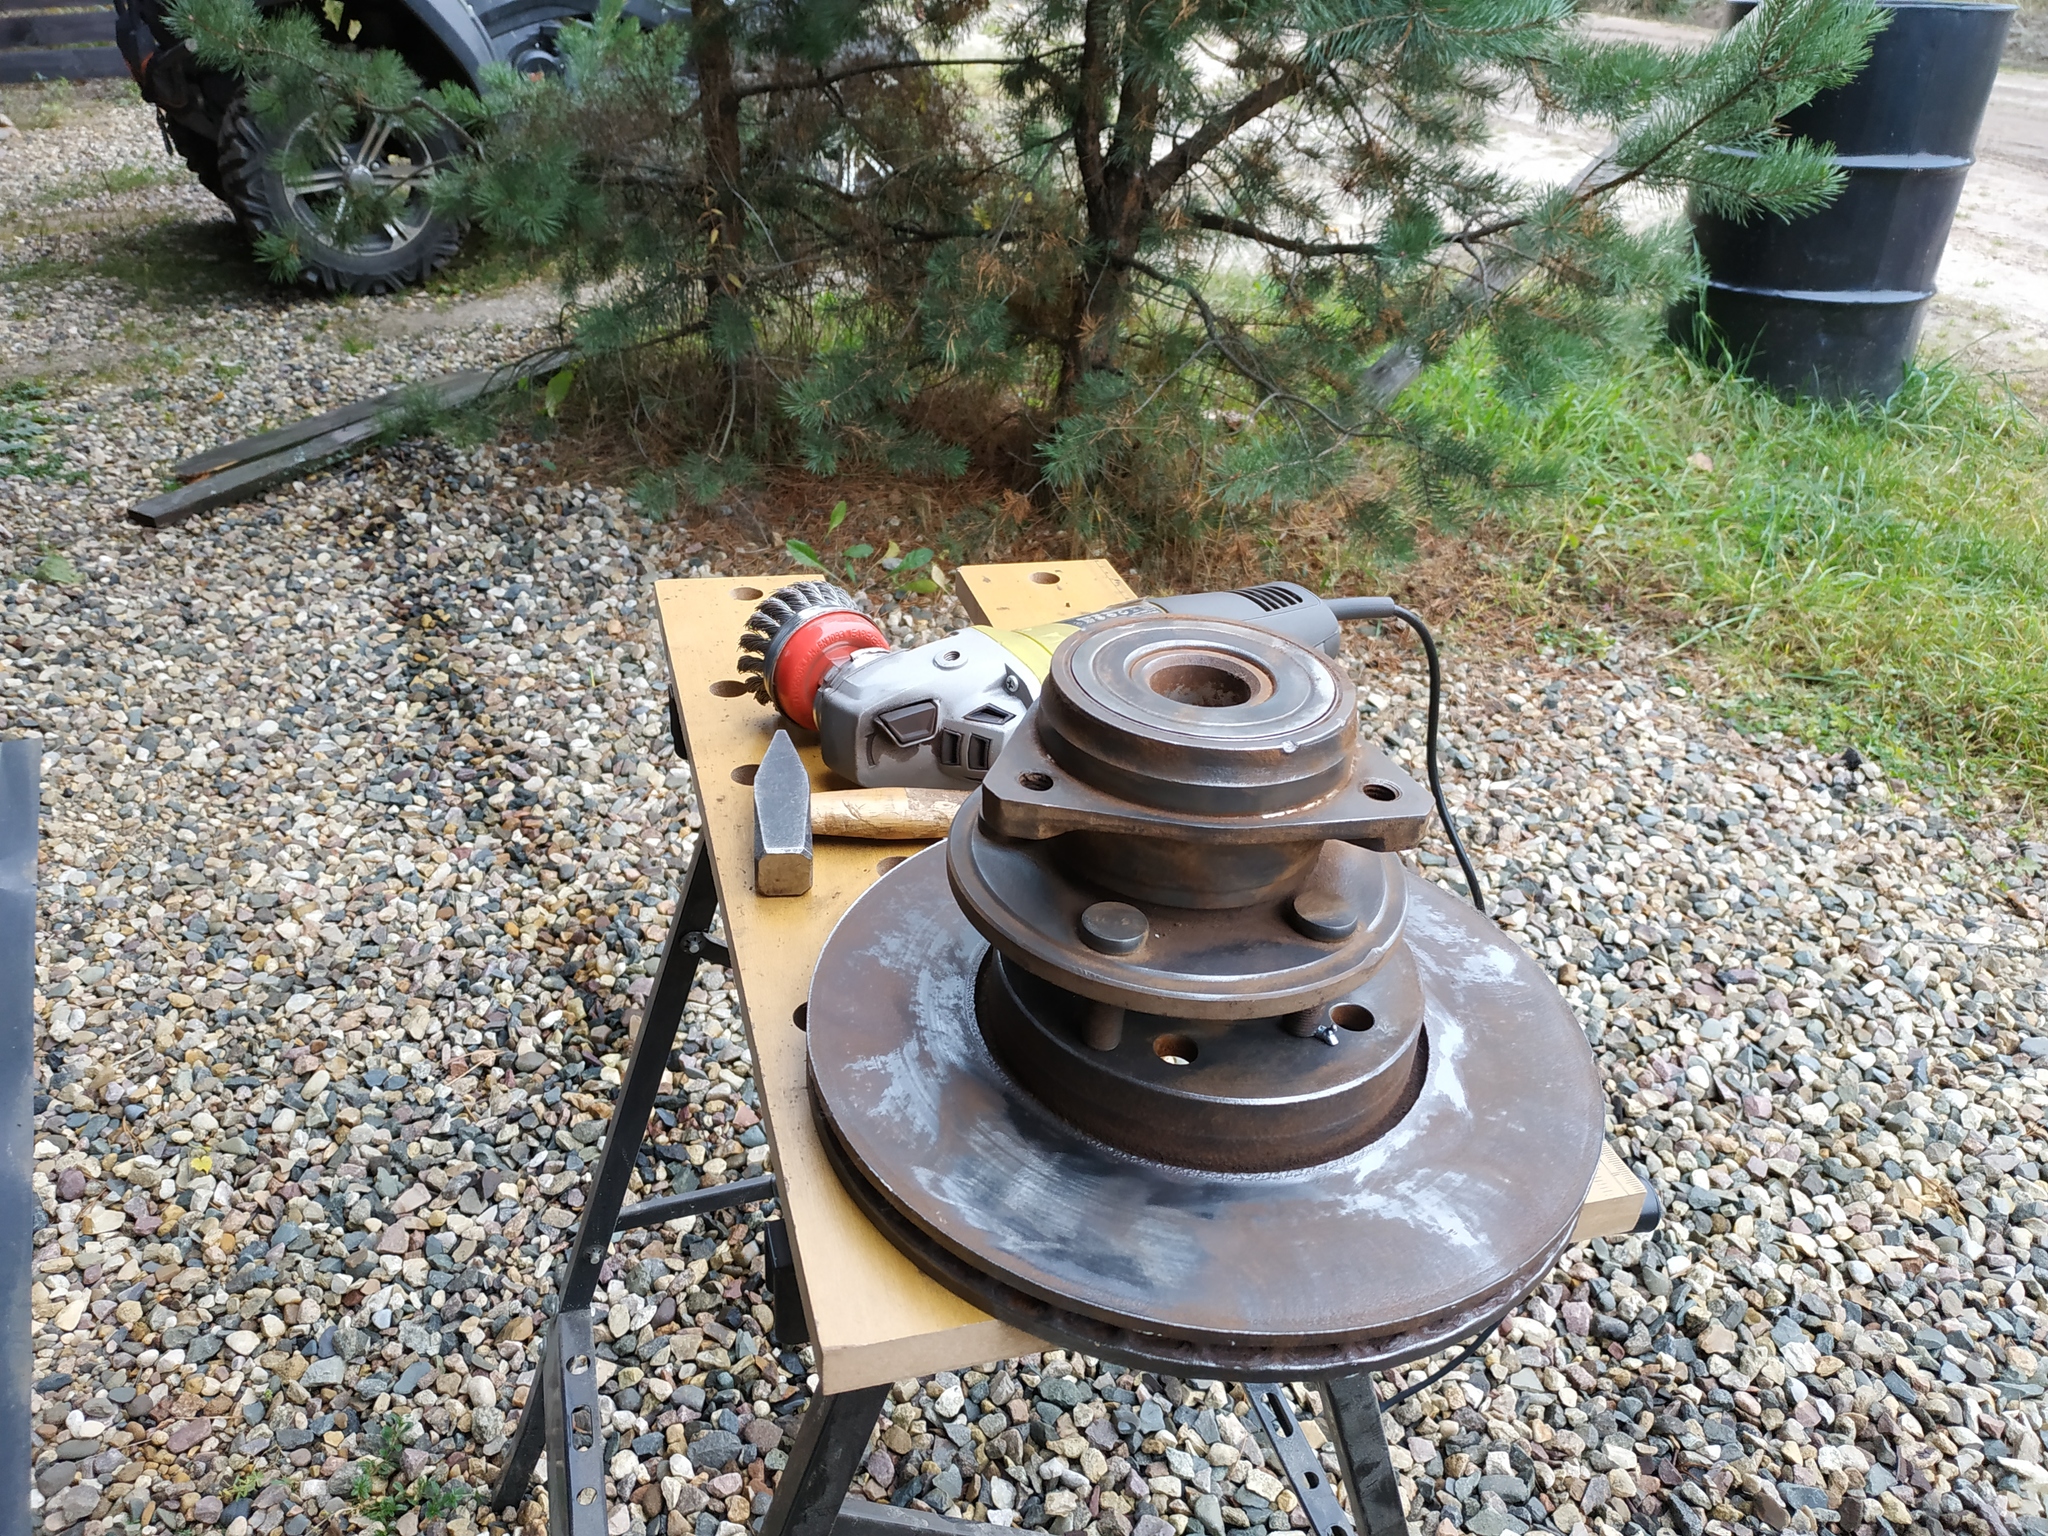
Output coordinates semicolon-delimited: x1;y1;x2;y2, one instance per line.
1153;1033;1198;1066
1018;771;1053;791
1330;1004;1374;1032
1362;782;1398;801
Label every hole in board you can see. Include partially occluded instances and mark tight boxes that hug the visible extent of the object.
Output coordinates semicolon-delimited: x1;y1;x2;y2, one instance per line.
1018;771;1053;792
793;1003;808;1031
710;680;749;698
1154;1033;1198;1067
1029;570;1061;584
731;586;763;600
732;764;758;785
1362;781;1398;801
877;856;908;874
1264;1390;1294;1435
1331;1004;1374;1032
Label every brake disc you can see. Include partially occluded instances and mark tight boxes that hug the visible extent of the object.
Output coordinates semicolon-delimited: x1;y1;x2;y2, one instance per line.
806;615;1604;1374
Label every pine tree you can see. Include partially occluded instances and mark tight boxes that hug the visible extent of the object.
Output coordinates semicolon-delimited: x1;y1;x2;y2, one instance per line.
172;0;1884;550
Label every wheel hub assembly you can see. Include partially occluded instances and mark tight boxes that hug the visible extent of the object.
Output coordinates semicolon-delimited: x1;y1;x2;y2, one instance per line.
807;615;1605;1374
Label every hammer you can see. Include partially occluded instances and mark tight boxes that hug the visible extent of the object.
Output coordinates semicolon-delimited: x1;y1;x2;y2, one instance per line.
754;730;968;896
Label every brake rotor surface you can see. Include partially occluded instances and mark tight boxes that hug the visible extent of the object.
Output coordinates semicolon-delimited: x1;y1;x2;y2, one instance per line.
804;614;1605;1374
807;846;1604;1374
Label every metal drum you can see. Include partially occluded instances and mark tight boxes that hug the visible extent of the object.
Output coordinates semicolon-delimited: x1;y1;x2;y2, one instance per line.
1687;0;2013;401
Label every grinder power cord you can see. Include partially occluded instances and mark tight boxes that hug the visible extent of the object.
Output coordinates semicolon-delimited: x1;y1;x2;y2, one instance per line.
737;579;1486;911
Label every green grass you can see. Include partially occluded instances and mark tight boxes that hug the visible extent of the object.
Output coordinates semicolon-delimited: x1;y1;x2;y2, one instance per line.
0;79;76;130
344;1414;473;1536
1420;343;2048;806
28;163;183;207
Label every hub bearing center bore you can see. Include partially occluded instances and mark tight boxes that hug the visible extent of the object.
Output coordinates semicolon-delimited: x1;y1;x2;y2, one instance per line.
807;616;1605;1373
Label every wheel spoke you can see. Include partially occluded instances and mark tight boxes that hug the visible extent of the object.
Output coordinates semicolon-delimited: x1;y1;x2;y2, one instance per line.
357;113;395;165
284;169;348;195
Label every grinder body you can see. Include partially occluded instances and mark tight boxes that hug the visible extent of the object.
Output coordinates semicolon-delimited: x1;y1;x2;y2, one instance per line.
757;582;1345;789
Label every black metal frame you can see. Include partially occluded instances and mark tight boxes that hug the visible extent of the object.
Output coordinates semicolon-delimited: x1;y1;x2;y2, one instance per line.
488;840;1416;1536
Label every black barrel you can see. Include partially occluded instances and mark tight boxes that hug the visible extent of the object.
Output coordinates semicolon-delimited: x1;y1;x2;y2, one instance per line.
1687;0;2013;401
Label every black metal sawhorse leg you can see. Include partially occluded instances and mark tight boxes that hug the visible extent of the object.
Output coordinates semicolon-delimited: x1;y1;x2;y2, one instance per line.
755;1369;1414;1536
492;842;783;1535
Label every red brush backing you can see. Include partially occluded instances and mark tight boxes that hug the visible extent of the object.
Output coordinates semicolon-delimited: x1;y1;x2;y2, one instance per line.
774;609;888;730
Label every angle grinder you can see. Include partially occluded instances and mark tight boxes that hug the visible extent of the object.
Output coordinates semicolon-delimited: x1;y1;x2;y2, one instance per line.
735;577;1488;905
740;579;1363;789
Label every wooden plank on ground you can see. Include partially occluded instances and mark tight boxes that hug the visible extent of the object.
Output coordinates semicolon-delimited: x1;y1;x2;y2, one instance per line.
1572;1145;1650;1242
133;350;572;529
168;350;569;482
0;42;122;80
129;416;386;530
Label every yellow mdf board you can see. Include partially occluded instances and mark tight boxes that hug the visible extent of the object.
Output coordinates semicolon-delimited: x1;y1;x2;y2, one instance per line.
651;561;1140;1392
652;560;1645;1393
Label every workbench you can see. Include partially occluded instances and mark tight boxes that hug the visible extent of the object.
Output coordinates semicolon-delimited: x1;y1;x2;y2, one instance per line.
491;560;1651;1536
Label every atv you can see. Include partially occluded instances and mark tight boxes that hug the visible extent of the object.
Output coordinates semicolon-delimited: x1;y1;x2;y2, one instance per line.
111;0;665;293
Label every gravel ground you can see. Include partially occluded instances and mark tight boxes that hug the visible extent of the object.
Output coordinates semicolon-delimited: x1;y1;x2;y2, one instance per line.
9;68;2048;1536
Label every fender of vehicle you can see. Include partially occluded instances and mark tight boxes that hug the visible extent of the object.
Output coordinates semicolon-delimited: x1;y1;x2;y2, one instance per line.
395;0;497;90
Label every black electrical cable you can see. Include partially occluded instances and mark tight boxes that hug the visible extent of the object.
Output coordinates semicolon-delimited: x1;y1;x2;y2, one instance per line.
1380;1317;1502;1410
1329;597;1486;914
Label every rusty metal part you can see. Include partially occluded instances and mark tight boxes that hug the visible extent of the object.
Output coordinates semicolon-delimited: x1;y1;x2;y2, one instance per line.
807;847;1603;1373
805;614;1604;1373
976;619;1433;908
950;828;1409;1020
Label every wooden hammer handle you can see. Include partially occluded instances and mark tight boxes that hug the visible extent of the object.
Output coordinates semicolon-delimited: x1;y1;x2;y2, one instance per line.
810;787;968;840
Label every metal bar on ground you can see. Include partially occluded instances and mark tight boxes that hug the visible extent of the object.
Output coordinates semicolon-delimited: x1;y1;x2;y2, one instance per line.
491;843;727;1521
0;737;40;1536
1245;1383;1356;1536
758;1384;893;1536
1319;1374;1410;1536
543;1309;609;1536
612;1172;777;1233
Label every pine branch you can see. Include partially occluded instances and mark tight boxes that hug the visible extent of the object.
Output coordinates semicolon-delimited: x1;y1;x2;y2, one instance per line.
731;54;1056;100
1189;211;1381;258
1144;66;1308;198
